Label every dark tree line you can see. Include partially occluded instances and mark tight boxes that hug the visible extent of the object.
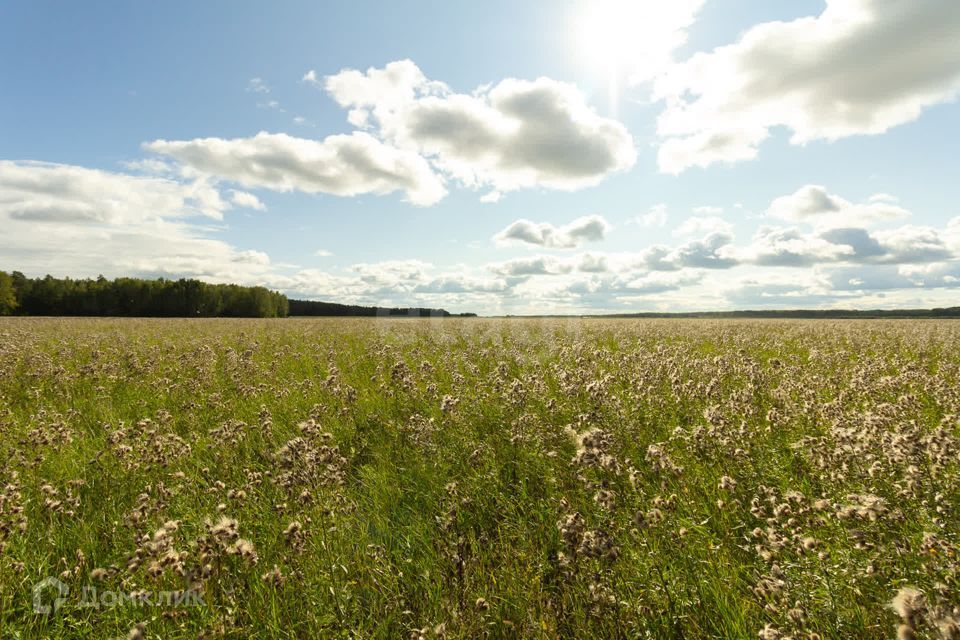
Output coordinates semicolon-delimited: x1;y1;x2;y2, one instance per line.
287;299;476;317
601;308;960;319
0;272;288;317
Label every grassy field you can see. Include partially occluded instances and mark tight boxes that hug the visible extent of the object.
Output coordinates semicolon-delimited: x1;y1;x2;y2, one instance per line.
1;317;958;639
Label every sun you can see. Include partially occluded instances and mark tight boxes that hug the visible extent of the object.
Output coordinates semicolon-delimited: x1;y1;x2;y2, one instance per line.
573;0;702;108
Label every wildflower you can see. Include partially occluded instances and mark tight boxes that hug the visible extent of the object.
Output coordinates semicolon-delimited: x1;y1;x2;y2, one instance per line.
229;538;258;563
261;565;283;586
718;475;737;491
890;587;926;627
758;624;782;640
283;520;303;541
897;624;916;640
593;489;615;510
440;395;459;413
936;617;960;640
210;516;239;540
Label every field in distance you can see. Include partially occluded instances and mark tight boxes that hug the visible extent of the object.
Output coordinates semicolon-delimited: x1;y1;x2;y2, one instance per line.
1;317;958;639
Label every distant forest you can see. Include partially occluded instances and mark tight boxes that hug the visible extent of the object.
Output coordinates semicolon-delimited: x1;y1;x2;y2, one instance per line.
0;271;289;317
288;299;475;317
599;308;960;319
0;272;474;318
2;271;956;319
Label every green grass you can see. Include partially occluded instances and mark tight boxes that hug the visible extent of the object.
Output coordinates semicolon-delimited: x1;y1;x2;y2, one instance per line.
0;317;958;639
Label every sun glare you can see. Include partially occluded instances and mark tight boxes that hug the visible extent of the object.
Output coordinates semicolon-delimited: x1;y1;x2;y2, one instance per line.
574;0;701;109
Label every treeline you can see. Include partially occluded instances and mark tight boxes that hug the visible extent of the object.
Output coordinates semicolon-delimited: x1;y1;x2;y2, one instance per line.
288;299;476;317
600;307;960;319
0;272;288;317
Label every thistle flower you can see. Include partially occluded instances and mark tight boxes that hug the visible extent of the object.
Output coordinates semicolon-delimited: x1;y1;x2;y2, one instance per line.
229;538;258;563
891;587;926;628
593;489;615;510
261;565;283;586
127;622;146;640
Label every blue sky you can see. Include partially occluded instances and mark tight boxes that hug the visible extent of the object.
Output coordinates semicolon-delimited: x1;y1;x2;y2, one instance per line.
2;0;959;313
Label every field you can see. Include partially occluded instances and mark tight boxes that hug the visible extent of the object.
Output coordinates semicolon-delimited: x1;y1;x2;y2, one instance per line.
1;317;959;639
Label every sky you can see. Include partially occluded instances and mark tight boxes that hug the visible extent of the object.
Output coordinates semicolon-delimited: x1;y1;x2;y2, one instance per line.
1;0;959;314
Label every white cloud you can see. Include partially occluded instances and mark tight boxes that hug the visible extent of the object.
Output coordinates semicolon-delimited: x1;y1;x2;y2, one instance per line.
247;77;270;94
257;99;284;112
348;260;434;290
744;226;854;267
412;275;509;294
314;249;334;257
0;160;226;224
693;205;723;215
578;253;609;273
767;185;910;229
618;270;705;294
493;215;610;249
0;161;281;283
323;60;636;195
827;262;960;292
870;225;954;263
145;131;447;206
635;232;738;271
654;0;960;172
674;215;732;237
301;70;318;84
638;203;667;227
230;190;266;211
742;224;955;267
488;256;575;277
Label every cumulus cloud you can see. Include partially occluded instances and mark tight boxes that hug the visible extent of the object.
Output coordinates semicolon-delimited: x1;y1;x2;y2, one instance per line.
674;215;732;237
638;203;668;228
493;215;610;249
635;232;738;271
488;256;575;278
654;0;960;172
828;262;960;292
349;260;433;287
323;60;636;196
869;226;954;263
767;185;910;228
578;253;609;273
742;224;955;267
230;190;266;211
617;270;705;294
413;275;509;294
0;161;285;283
746;226;854;267
0;160;226;224
145;131;447;206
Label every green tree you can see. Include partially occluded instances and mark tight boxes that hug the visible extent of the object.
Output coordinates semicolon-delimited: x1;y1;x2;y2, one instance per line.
0;271;17;315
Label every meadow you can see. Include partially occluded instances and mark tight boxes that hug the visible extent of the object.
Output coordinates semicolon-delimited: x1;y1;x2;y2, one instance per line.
0;317;958;639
